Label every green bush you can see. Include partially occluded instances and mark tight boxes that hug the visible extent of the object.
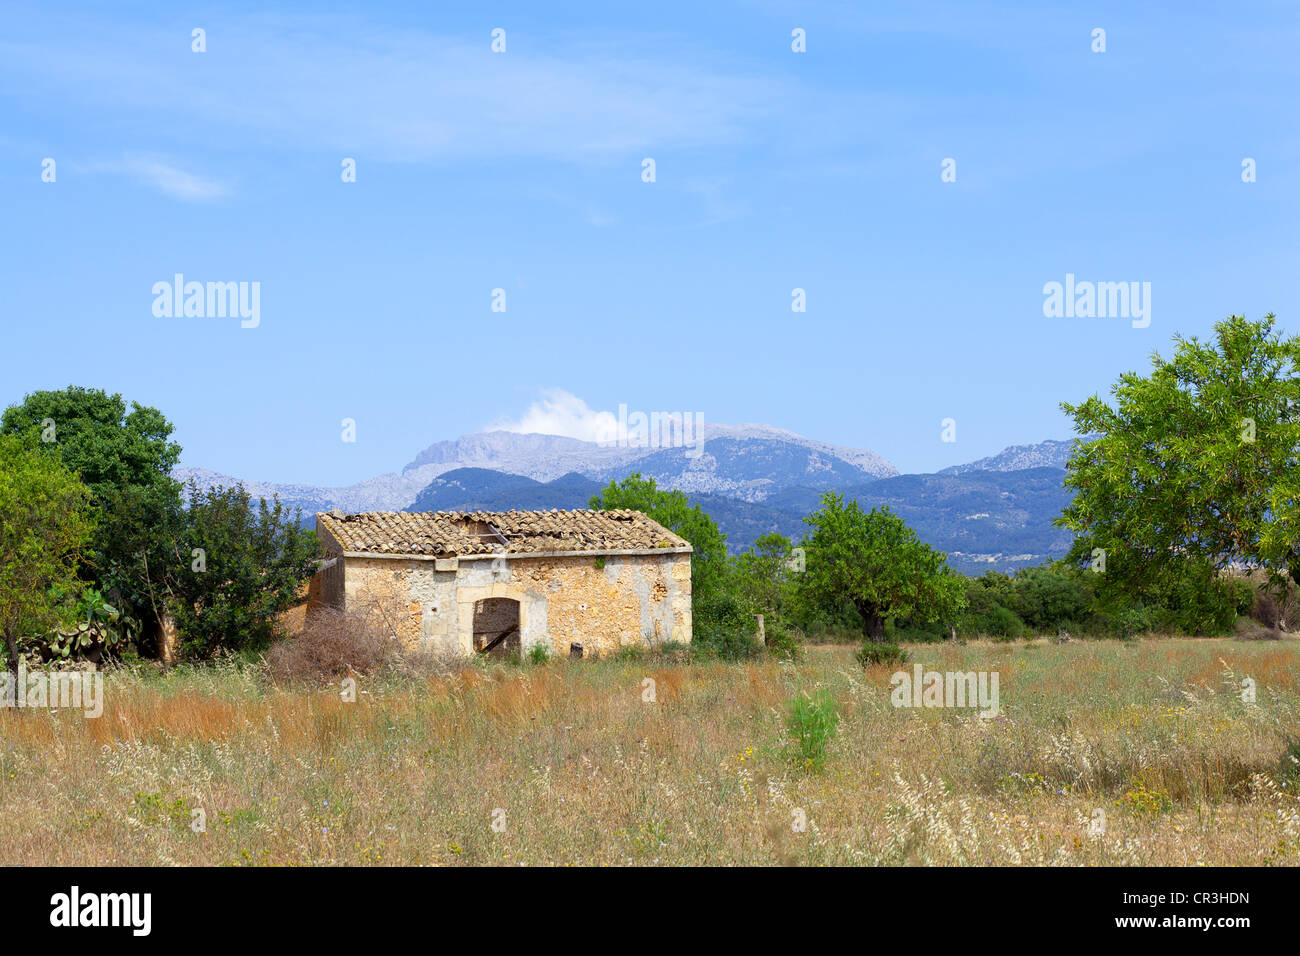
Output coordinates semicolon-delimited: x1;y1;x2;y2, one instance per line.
855;641;909;667
986;605;1029;640
692;623;761;662
1009;565;1094;631
1107;602;1159;638
883;616;947;643
785;689;840;772
168;484;320;659
764;621;801;661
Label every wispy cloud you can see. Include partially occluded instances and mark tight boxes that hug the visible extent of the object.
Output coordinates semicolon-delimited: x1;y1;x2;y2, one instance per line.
106;154;231;202
0;16;788;167
488;389;618;443
683;178;749;227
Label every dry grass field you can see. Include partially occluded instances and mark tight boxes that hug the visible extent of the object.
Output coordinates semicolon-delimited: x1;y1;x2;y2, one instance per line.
2;638;1298;866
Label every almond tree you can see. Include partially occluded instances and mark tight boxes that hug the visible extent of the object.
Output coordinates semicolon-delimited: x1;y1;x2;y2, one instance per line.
801;493;965;641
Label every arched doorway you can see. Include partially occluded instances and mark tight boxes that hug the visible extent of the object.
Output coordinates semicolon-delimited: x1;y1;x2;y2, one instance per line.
473;597;521;657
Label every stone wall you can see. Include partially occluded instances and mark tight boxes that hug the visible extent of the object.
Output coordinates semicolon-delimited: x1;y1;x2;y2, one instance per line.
318;549;692;659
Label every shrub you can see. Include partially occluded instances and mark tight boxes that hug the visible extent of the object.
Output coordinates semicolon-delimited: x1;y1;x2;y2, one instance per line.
1107;602;1158;638
764;621;801;661
786;689;840;772
1009;565;1094;631
1249;575;1296;630
612;643;646;663
986;605;1029;640
1277;737;1300;784
856;641;909;667
692;623;761;662
883;616;947;643
169;483;321;659
268;607;393;683
525;642;552;666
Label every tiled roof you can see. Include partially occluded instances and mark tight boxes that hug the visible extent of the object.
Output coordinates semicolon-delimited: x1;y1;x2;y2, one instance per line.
316;509;692;557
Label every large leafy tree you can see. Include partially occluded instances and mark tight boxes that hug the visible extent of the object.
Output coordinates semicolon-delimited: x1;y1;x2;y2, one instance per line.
0;433;96;677
162;483;321;659
800;492;965;640
1;387;183;643
590;473;731;620
1058;315;1300;600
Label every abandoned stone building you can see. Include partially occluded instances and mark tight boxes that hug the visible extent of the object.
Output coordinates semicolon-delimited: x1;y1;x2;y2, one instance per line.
309;509;693;658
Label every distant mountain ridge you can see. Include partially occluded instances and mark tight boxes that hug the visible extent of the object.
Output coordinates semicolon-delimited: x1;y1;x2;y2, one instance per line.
401;423;897;487
939;438;1081;475
174;432;1080;573
406;463;1073;574
175;423;899;514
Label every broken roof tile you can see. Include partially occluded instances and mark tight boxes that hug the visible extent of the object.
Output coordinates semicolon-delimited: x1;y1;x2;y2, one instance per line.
316;509;692;557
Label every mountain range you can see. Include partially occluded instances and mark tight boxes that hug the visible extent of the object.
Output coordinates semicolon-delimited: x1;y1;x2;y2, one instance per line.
174;426;1079;574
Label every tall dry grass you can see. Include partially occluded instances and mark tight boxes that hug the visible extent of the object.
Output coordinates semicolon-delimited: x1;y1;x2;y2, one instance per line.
1;638;1297;865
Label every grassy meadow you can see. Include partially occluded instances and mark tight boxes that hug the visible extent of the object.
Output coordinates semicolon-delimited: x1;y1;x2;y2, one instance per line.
2;638;1298;866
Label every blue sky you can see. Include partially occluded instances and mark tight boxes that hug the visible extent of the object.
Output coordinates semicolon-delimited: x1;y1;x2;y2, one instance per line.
2;1;1297;485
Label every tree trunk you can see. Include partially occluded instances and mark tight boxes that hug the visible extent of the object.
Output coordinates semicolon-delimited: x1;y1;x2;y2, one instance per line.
854;603;886;642
1284;565;1299;631
4;627;17;684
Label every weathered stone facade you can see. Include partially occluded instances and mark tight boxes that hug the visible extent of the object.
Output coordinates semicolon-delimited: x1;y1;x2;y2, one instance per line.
310;511;692;658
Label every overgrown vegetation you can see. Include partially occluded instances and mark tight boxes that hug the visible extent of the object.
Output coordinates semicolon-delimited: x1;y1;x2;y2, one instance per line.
3;640;1297;865
1;387;320;669
267;607;394;683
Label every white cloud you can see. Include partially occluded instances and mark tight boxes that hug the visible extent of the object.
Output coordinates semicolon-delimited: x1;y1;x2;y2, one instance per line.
490;389;618;443
117;155;230;202
1;18;787;166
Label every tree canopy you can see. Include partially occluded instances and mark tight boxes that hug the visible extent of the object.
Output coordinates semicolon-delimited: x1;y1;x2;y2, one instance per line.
163;483;321;659
0;386;184;641
589;472;731;622
1058;314;1300;597
800;492;965;640
0;433;96;676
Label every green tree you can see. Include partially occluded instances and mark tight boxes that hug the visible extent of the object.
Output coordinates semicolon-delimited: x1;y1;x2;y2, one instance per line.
589;473;731;622
163;483;321;659
800;493;965;640
0;433;96;677
1008;565;1094;632
1;387;183;643
1059;315;1300;603
734;532;796;618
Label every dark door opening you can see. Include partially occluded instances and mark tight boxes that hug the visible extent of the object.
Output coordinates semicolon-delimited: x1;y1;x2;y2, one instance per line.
473;597;521;657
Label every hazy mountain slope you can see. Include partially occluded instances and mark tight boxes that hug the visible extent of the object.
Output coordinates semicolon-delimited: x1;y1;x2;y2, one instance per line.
401;465;1075;573
939;439;1080;475
177;425;899;512
588;438;885;502
409;469;603;513
705;468;1073;571
175;431;1080;573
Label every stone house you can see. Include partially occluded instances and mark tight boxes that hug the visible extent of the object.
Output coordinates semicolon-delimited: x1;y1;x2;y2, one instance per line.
309;509;693;658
